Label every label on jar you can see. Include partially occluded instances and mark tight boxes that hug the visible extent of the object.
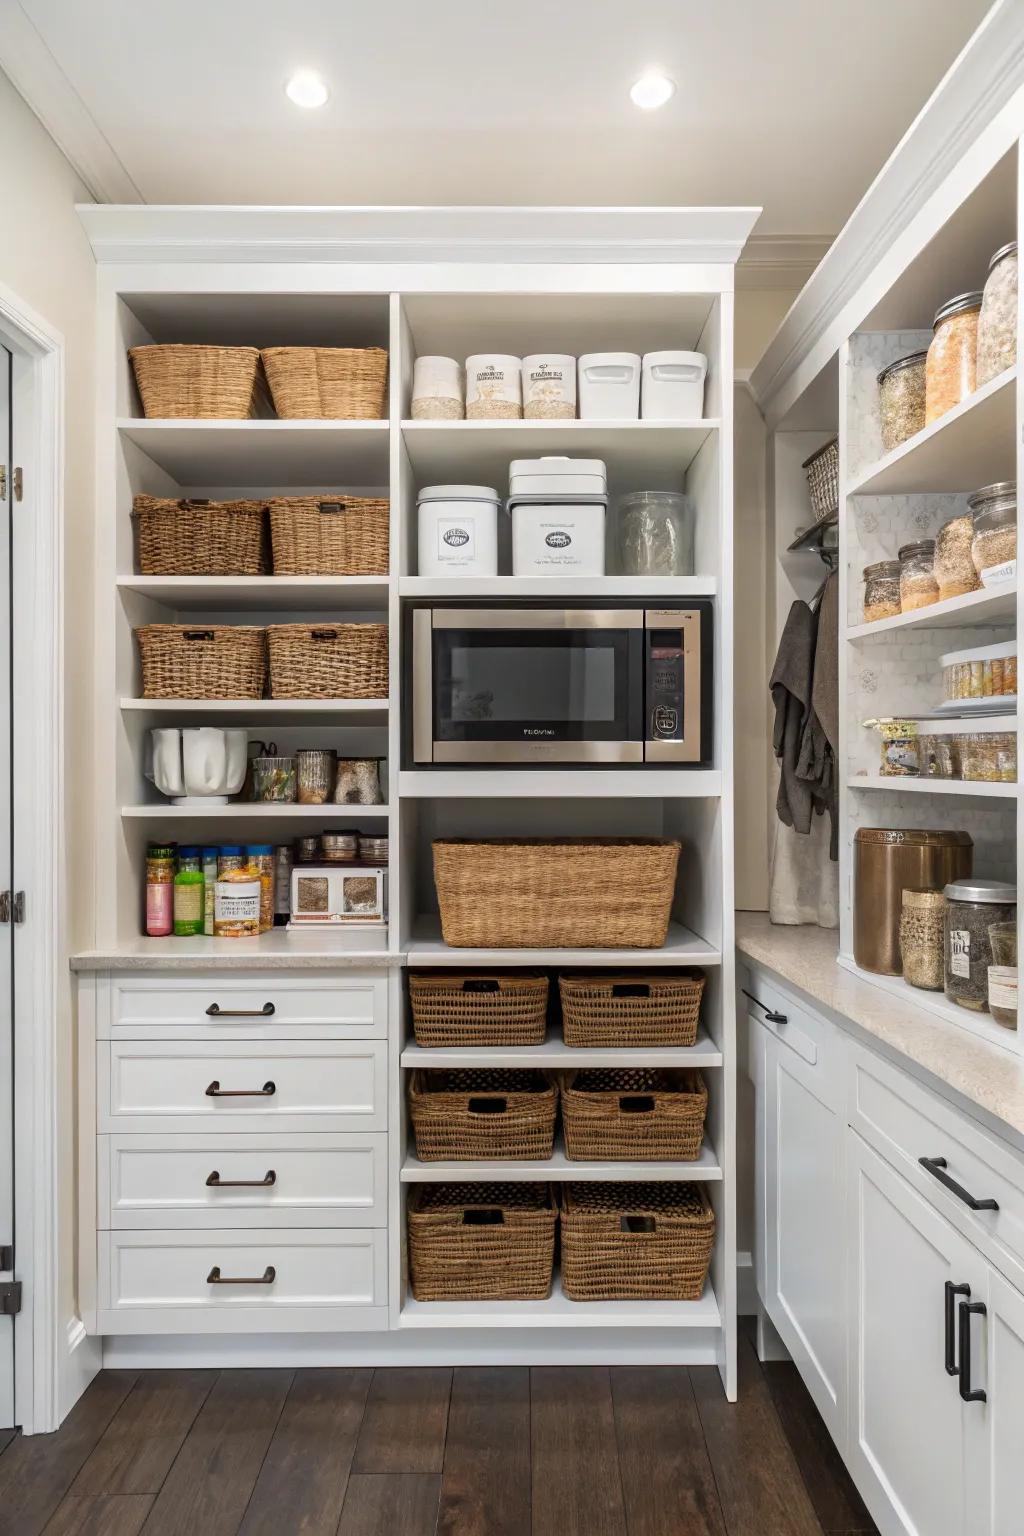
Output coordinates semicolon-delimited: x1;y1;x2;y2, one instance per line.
980;558;1016;586
214;881;261;924
949;929;971;979
988;965;1018;1010
437;517;476;562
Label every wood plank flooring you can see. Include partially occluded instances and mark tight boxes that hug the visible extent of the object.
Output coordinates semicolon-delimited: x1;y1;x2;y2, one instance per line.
0;1337;879;1536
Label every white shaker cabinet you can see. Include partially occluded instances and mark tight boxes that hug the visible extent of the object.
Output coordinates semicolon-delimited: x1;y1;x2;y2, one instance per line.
969;1268;1024;1536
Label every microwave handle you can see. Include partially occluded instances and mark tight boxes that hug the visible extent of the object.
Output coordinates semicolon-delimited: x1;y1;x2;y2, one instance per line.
412;609;434;765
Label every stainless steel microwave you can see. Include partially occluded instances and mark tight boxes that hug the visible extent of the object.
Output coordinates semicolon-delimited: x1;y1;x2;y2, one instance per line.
407;602;713;767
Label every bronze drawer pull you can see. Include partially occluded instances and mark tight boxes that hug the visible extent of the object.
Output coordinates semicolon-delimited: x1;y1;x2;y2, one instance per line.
206;1170;277;1188
207;1265;276;1285
205;1080;276;1098
205;1002;276;1018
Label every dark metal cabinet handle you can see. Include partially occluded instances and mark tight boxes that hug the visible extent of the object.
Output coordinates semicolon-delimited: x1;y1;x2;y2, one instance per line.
205;1002;275;1018
206;1170;276;1188
958;1299;987;1403
919;1156;999;1212
945;1281;971;1375
741;989;788;1025
207;1265;276;1285
205;1080;276;1098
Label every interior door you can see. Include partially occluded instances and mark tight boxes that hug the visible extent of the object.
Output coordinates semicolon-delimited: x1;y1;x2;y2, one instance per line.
0;346;14;1428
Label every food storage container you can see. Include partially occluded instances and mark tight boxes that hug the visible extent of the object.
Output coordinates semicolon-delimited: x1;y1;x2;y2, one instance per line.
213;865;262;938
917;725;961;780
217;846;246;877
521;356;576;419
988;923;1018;1028
877;352;927;452
245;844;275;933
863;718;918;776
616;490;695;576
944;879;1017;1012
358;835;389;865
288;863;387;926
969;481;1017;583
925;292;983;424
334;758;383;805
464;355;521;420
899;889;945;991
411;355;463;420
273;845;292;925
250;747;297;803
934;512;980;600
320;831;358;863
862;560;901;623
853;828;973;976
293;835;320;865
508;457;607;499
941;639;1017;702
416;485;501;577
510;500;606;576
295;747;337;805
578;353;641;419
641;351;707;419
977;242;1018;386
897;540;938;611
959;730;1017;783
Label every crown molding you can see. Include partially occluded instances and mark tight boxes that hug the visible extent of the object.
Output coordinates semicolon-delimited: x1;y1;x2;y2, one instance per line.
735;236;832;290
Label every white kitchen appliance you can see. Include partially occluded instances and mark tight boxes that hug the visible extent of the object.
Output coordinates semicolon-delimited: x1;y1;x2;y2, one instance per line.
416;484;501;576
641;351;708;419
578;353;641;419
148;727;248;804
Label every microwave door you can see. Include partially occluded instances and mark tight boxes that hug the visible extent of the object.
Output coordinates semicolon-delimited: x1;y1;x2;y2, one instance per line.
644;607;709;764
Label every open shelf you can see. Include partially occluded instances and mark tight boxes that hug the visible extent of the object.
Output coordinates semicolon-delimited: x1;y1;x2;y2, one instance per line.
117;419;390;484
400;1027;723;1070
121;803;390;820
836;956;1020;1055
398;576;717;599
398;1275;722;1330
71;928;392;970
399;770;722;799
400;1136;721;1183
847;775;1016;799
406;915;722;968
117;576;390;612
845;582;1017;638
120;698;389;726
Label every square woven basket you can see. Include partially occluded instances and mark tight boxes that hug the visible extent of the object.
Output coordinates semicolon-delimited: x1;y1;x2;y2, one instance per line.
132;495;269;576
266;623;388;700
408;1183;557;1302
129;344;265;420
561;1069;707;1162
268;496;389;576
261;346;388;419
408;1070;558;1162
135;624;266;700
558;971;705;1048
561;1181;716;1301
408;973;549;1048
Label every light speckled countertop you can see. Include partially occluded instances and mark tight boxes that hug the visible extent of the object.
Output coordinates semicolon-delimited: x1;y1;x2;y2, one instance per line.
736;910;1024;1150
71;932;403;971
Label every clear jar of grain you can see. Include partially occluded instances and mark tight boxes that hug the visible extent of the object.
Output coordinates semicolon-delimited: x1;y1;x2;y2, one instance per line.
944;880;1017;1012
925;292;983;425
934;512;981;600
862;560;901;623
899;888;945;991
977;242;1018;387
877;352;927;452
969;481;1017;581
898;539;939;611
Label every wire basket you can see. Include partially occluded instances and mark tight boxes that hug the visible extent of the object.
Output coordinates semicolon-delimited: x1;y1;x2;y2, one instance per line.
802;438;839;523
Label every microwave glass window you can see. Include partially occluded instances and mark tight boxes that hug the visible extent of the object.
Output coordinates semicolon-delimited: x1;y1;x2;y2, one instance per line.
448;644;616;723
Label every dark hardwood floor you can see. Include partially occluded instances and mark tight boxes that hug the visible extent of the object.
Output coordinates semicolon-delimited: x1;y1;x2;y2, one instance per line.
0;1336;878;1536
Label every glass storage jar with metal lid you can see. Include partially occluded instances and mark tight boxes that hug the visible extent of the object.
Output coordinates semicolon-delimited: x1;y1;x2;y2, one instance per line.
944;878;1017;1012
616;490;695;576
877;352;927;452
934;512;980;600
976;242;1018;387
925;291;983;424
863;560;901;623
898;539;939;612
968;481;1017;582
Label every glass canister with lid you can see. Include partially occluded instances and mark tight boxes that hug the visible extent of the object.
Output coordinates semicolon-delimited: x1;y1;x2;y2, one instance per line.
934;512;980;601
968;481;1017;583
863;560;901;623
944;878;1017;1012
616;490;695;576
899;888;946;991
976;242;1018;387
877;352;928;452
925;291;983;424
898;539;939;612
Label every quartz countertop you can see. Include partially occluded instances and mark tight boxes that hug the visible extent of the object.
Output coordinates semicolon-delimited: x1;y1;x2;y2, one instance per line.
736;910;1024;1151
71;932;403;971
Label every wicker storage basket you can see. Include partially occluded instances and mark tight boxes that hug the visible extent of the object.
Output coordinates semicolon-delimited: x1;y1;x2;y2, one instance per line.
802;437;840;523
408;1182;557;1301
433;837;680;950
561;1069;707;1162
129;345;263;420
135;625;266;700
409;973;549;1048
268;496;389;576
559;971;705;1048
132;495;269;576
409;1070;558;1162
266;623;388;700
561;1182;715;1302
261;347;388;420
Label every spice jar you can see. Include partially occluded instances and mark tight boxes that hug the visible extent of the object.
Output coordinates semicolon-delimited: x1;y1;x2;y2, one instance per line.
900;888;946;991
863;560;901;623
969;481;1017;583
926;292;983;424
976;242;1018;387
214;864;262;938
877;352;927;452
898;539;939;612
145;843;176;938
411;356;463;420
944;879;1017;1011
934;513;980;600
296;748;337;806
246;844;275;933
617;490;696;577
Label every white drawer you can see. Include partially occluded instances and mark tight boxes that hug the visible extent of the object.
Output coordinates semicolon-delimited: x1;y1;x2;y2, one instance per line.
98;1133;387;1230
98;1228;388;1334
102;971;387;1040
98;1040;386;1133
742;969;841;1106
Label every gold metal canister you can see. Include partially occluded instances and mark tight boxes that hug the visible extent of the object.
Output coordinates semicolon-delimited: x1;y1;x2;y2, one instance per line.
853;828;973;975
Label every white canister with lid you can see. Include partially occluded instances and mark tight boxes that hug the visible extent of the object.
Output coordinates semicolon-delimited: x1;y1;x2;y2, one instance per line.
508;456;607;499
465;355;522;419
522;355;576;419
411;356;463;420
510;500;607;577
641;351;708;419
417;485;501;576
578;353;641;419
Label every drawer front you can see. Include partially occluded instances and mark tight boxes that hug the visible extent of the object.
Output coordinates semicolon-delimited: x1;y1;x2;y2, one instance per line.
104;972;387;1040
98;1040;386;1132
99;1133;387;1229
98;1228;388;1334
742;968;841;1106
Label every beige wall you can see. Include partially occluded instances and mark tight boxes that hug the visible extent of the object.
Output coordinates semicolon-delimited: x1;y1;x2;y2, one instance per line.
0;69;97;1414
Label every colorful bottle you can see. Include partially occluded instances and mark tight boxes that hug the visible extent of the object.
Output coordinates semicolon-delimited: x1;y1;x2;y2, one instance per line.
173;846;205;937
201;847;218;936
145;843;175;937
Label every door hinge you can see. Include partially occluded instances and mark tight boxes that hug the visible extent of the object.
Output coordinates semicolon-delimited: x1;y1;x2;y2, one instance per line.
0;893;25;925
12;468;22;502
0;1282;21;1316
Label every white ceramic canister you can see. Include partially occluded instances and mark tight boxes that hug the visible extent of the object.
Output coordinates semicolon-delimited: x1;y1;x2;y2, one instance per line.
641;351;708;420
465;355;522;419
510;500;607;577
577;353;641;420
521;355;576;419
411;356;463;420
417;484;501;576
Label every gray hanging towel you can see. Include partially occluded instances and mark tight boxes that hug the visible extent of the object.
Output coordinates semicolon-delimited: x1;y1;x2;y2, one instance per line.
770;598;818;835
804;569;839;860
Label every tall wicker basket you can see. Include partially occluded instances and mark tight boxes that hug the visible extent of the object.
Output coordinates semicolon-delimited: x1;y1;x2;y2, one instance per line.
408;1183;557;1301
128;345;263;419
268;496;389;576
561;1182;716;1301
261;347;388;419
266;623;388;699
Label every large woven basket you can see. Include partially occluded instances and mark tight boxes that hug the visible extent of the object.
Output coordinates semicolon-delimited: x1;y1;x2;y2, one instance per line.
561;1182;715;1302
261;347;388;419
409;1070;558;1162
432;838;680;950
129;345;263;419
266;623;388;700
408;1182;557;1301
132;495;269;576
136;625;266;700
559;971;705;1048
561;1069;707;1162
409;973;549;1048
268;496;389;576
802;438;839;523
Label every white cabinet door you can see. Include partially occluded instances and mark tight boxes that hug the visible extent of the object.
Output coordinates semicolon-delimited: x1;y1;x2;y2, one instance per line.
970;1268;1024;1536
847;1130;982;1536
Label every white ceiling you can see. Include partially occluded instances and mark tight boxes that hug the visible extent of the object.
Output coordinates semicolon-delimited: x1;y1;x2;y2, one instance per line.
2;0;993;242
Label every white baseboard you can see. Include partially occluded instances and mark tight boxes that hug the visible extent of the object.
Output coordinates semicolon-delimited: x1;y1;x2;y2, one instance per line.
56;1315;102;1430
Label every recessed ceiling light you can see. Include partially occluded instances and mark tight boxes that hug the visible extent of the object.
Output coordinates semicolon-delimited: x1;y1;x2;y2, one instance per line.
629;72;675;110
286;70;329;109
